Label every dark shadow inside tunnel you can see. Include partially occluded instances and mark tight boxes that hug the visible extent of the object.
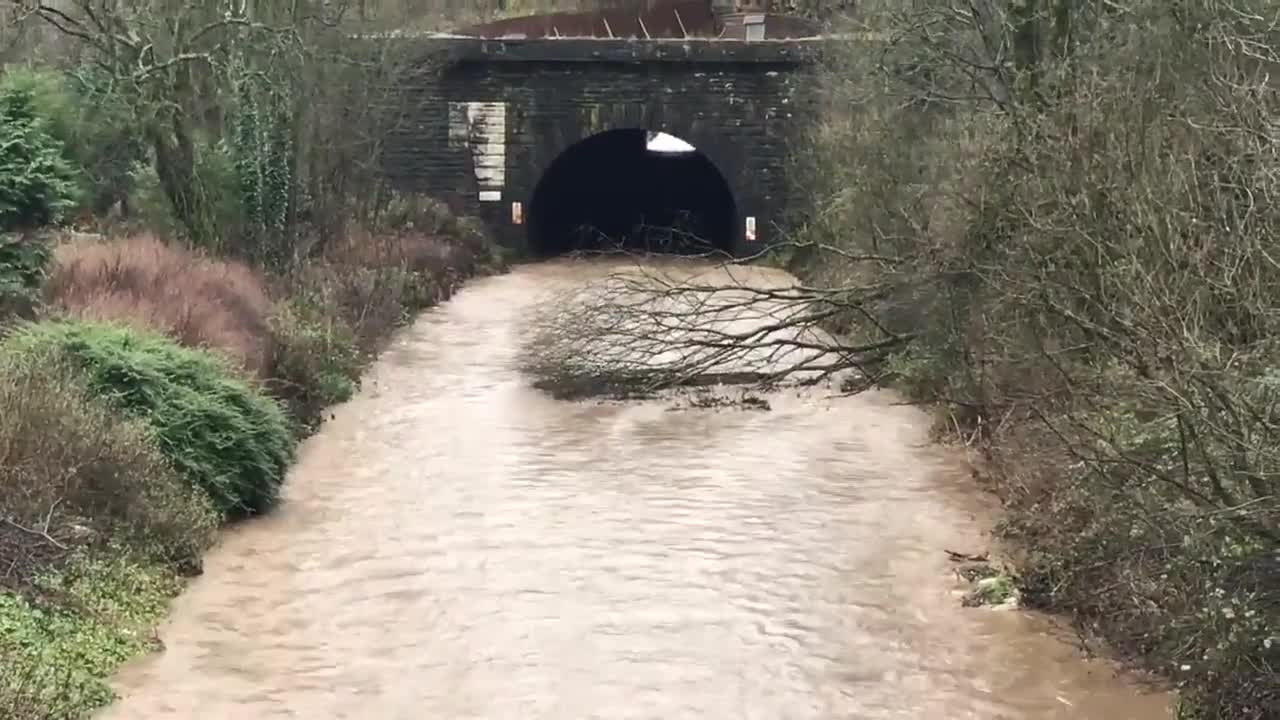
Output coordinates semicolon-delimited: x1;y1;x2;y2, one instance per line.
527;129;737;257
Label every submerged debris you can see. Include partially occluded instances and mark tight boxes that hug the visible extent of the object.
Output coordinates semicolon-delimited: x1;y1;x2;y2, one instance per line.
962;574;1020;609
675;387;773;411
948;550;1021;610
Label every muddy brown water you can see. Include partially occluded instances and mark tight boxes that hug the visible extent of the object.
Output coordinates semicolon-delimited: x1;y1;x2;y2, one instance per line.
101;260;1170;719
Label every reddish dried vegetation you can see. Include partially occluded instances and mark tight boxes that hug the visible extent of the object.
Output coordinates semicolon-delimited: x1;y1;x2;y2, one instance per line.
43;234;275;378
324;228;461;277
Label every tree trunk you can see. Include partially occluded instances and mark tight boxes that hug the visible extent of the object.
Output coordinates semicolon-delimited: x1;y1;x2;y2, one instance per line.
148;109;208;246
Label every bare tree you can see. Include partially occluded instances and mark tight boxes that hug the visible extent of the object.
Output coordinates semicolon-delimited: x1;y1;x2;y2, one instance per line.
0;3;36;59
13;0;359;245
519;245;913;398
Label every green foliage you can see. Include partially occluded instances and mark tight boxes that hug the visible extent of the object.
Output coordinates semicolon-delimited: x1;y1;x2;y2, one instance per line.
0;350;218;575
2;320;296;518
0;232;50;316
962;573;1018;607
126;161;183;237
0;82;79;230
0;550;181;719
186;142;249;253
0;69;77;153
120;141;246;255
128;149;249;243
205;142;248;248
1;66;146;216
268;296;361;433
226;48;295;269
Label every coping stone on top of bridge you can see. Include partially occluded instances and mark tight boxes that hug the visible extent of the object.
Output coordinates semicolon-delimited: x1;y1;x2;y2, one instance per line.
385;34;826;66
357;0;834;49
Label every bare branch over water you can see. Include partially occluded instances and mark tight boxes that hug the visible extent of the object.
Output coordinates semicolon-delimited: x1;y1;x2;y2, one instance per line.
519;255;912;399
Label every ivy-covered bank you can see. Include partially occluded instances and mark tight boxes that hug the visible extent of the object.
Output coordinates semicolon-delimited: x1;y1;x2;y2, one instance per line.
1;34;504;716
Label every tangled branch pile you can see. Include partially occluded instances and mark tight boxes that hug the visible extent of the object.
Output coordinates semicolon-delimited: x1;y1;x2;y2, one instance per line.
519;260;911;398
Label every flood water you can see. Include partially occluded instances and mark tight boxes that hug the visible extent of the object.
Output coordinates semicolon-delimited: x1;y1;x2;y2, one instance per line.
102;260;1170;719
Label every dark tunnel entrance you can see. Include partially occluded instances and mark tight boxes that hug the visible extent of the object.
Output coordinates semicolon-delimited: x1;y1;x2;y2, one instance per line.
527;129;737;257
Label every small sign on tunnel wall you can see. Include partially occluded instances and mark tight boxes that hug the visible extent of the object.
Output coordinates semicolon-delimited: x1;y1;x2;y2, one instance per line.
512;201;523;225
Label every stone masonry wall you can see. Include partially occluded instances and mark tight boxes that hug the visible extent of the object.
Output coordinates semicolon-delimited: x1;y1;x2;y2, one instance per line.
379;37;819;256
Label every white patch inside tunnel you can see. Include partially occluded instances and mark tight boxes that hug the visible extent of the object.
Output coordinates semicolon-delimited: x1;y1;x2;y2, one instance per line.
646;131;696;154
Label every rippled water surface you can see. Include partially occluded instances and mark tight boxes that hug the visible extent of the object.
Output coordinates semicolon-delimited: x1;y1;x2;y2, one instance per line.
102;260;1170;719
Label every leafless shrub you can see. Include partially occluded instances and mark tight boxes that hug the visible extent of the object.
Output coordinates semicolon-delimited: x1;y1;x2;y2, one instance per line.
780;1;1280;716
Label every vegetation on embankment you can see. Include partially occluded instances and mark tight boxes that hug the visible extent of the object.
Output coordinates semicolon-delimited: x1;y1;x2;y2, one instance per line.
786;2;1278;718
1;228;499;718
1;7;504;716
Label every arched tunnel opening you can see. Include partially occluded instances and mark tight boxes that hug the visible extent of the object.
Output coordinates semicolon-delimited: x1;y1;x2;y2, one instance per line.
527;129;737;257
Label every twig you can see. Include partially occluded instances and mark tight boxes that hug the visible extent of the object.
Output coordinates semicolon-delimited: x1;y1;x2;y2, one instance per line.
3;519;68;551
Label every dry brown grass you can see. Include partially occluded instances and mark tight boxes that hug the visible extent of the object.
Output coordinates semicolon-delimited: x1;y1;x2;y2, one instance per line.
325;228;458;278
295;209;500;352
43;234;275;378
290;233;449;355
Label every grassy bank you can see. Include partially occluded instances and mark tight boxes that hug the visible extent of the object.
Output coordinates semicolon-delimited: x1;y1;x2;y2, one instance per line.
785;2;1278;717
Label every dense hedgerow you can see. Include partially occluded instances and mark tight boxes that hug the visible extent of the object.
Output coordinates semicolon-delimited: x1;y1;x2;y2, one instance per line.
0;67;145;218
0;232;50;318
1;321;295;518
266;296;361;432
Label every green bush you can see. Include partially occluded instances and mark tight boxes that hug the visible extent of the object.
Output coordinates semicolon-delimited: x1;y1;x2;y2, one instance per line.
0;232;50;318
126;141;246;251
0;352;218;578
0;66;145;216
0;82;79;230
193;141;250;253
267;297;361;433
2;321;295;517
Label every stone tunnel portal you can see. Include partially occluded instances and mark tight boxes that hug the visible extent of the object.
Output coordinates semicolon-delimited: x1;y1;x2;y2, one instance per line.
527;129;738;257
